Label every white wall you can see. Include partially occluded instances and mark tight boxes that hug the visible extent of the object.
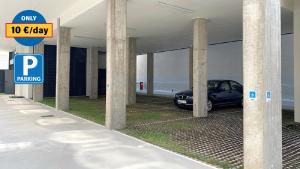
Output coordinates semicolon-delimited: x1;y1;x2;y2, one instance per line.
136;34;294;109
136;43;243;95
208;41;243;83
136;54;147;93
0;55;9;70
282;34;294;109
136;49;190;95
154;49;189;95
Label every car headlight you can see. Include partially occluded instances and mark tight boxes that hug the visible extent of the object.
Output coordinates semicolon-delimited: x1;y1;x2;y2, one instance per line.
186;96;193;100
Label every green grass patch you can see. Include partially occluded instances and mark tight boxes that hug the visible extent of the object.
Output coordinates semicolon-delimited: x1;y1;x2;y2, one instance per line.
167;121;194;130
126;111;179;126
40;97;106;125
122;129;234;169
127;111;162;122
40;98;55;107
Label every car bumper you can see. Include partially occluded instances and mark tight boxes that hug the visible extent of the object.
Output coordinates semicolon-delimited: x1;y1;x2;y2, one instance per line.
173;99;193;109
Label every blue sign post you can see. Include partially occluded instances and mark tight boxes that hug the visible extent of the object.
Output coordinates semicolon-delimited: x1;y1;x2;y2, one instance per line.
14;54;44;84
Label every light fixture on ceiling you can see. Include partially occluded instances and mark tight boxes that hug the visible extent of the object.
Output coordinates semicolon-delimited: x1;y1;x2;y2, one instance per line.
157;1;194;14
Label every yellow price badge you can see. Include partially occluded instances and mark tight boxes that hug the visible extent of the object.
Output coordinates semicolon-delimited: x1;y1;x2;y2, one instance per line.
6;23;53;38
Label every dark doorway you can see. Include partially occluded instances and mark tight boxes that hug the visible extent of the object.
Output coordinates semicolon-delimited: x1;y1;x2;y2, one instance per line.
44;45;87;97
98;69;106;96
44;45;57;97
0;71;4;93
70;47;86;96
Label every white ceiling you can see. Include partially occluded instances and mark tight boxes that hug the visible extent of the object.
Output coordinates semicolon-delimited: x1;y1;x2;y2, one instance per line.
0;0;294;54
0;0;80;53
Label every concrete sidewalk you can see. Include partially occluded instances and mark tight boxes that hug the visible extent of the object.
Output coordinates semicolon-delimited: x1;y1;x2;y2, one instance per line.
0;95;216;169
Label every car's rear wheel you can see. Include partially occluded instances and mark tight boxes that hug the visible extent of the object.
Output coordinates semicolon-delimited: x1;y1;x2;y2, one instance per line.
207;99;213;112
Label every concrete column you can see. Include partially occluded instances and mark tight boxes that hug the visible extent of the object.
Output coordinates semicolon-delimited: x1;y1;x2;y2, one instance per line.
243;0;282;168
294;0;300;123
15;45;33;99
15;84;23;97
86;47;99;99
147;53;154;96
126;37;137;105
105;0;127;130
193;18;208;117
189;47;193;89
33;42;44;102
56;18;71;111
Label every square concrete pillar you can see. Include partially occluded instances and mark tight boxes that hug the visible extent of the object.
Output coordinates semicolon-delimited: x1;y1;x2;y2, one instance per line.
86;47;99;99
147;53;154;96
15;83;23;97
15;45;33;99
56;18;71;111
125;37;137;105
189;47;193;89
105;0;127;130
193;18;208;117
33;42;44;102
294;0;300;123
243;0;282;168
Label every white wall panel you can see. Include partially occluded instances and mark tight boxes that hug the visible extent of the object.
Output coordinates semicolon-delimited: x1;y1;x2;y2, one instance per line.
207;41;243;83
282;34;294;109
0;55;9;70
136;54;147;93
154;49;189;95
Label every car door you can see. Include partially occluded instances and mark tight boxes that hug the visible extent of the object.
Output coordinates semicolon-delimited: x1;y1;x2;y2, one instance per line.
229;81;243;103
214;81;232;105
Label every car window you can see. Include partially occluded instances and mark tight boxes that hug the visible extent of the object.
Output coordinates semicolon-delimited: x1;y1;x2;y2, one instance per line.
219;82;231;91
208;81;219;90
230;81;242;91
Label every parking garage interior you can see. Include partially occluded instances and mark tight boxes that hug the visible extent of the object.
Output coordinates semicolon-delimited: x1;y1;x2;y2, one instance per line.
0;0;299;168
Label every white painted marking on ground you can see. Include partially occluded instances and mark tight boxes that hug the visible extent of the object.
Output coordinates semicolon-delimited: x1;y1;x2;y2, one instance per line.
0;142;32;152
36;117;77;126
19;109;49;114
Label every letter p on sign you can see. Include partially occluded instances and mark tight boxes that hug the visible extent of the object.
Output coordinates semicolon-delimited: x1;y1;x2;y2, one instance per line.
23;55;38;76
14;54;44;84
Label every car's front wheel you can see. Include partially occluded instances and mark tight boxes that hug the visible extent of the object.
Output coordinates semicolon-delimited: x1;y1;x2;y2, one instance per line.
207;99;213;112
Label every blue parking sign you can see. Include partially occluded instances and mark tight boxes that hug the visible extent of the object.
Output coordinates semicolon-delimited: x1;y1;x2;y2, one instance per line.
249;90;257;101
266;91;272;102
14;54;44;84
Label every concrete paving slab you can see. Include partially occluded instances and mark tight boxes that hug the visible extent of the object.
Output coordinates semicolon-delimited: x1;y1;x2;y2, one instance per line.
0;95;216;169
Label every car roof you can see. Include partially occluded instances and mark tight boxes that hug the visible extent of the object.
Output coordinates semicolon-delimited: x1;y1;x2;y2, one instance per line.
208;80;238;82
208;80;228;82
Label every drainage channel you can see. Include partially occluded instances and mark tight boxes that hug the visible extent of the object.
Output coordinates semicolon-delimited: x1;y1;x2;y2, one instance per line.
40;115;55;118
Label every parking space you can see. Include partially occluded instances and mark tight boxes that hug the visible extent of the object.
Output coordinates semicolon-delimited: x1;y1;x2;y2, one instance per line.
41;94;300;168
127;96;300;169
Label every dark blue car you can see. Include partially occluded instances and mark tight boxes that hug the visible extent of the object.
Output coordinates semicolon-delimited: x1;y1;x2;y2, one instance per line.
174;80;243;111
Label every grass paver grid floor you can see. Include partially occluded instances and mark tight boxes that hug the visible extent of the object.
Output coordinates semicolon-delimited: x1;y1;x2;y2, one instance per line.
41;95;300;169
